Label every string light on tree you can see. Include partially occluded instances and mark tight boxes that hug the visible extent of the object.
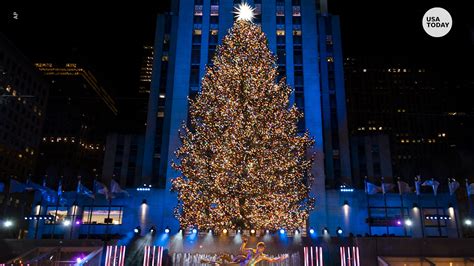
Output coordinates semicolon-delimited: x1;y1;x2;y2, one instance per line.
233;2;255;22
171;16;315;232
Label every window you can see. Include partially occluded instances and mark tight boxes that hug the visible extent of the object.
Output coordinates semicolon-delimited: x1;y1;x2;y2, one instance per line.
293;30;302;45
191;46;201;65
193;29;202;44
45;206;68;224
209;30;218;44
277;48;286;65
210;5;219;16
292;16;302;25
292;5;301;16
294;48;303;65
193;15;203;24
276;6;285;16
276;16;285;25
189;66;200;87
82;206;123;225
194;5;203;16
210;15;219;24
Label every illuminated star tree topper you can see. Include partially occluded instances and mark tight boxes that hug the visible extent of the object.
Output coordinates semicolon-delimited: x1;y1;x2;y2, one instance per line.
171;18;315;231
233;2;255;22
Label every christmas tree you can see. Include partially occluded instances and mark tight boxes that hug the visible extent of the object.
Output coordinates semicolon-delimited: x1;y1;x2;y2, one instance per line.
171;8;314;231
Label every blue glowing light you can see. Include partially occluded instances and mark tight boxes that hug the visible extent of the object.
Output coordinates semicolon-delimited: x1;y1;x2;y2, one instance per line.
164;228;170;234
192;228;198;234
309;228;315;234
279;229;285;234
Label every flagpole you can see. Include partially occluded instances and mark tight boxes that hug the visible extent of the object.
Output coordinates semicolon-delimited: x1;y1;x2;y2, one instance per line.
415;176;425;238
87;176;97;239
467;179;473;217
3;176;13;218
364;176;372;236
449;179;461;238
432;178;442;236
381;177;389;235
397;177;407;236
51;176;62;239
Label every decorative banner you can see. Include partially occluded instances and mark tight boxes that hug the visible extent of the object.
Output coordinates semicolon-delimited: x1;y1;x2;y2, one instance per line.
304;246;323;266
104;245;126;266
340;246;360;266
143;246;164;266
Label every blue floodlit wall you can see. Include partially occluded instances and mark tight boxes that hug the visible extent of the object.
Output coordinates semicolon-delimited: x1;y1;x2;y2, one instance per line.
26;189;461;240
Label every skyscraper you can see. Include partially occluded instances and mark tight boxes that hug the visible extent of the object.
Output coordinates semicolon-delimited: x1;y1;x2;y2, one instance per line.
344;56;450;182
143;0;350;229
0;34;48;181
35;63;117;188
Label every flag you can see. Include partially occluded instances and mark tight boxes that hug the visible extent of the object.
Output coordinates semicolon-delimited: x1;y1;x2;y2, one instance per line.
110;179;129;196
94;180;111;200
415;176;422;195
398;181;412;194
77;179;94;199
27;180;58;203
57;179;63;197
422;179;440;196
365;181;382;195
448;179;460;196
466;180;474;197
382;183;395;194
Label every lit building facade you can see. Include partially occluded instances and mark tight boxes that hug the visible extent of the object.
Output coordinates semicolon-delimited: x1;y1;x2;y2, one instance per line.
138;45;154;94
142;0;351;231
35;63;118;189
0;34;48;181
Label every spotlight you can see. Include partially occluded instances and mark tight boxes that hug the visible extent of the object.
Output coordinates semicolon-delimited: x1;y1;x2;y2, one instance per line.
208;229;213;234
404;219;413;227
322;227;329;235
164;227;170;234
3;220;13;228
279;229;285;234
237;229;241;234
62;220;71;227
142;199;147;204
465;219;473;226
396;220;402;226
309;228;315;234
343;200;349;207
336;227;343;236
76;257;82;263
265;229;270;234
134;226;141;234
250;229;256;235
448;203;454;209
413;203;419;209
75;220;81;225
295;229;300;234
192;228;198;234
222;229;228;234
150;226;156;234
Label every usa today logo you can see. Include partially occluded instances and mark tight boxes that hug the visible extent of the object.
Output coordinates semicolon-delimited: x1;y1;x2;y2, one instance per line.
422;7;452;38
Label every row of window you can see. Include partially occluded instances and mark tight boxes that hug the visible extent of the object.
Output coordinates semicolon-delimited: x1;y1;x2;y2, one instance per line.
45;206;123;225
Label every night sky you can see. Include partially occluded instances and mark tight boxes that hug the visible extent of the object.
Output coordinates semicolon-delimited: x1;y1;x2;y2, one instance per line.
2;0;474;109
